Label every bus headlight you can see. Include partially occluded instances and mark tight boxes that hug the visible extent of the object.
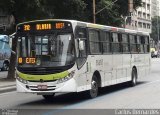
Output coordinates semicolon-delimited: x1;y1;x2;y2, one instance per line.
57;71;75;84
16;74;28;84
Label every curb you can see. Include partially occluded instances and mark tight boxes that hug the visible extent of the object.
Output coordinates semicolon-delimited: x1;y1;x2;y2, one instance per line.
0;86;16;94
0;84;15;88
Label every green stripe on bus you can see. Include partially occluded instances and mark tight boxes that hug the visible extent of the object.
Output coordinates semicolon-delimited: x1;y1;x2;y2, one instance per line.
17;71;69;81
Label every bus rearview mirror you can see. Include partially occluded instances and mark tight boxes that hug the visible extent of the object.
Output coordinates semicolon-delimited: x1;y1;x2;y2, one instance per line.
79;40;85;51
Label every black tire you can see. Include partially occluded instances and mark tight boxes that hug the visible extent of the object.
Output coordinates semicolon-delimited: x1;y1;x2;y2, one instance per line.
2;62;9;71
42;93;55;101
129;68;137;87
86;75;99;98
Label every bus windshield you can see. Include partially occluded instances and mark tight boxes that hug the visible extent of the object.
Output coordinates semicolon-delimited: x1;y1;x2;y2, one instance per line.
17;33;75;68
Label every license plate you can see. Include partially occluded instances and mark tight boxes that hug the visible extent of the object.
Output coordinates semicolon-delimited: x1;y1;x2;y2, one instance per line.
37;85;47;90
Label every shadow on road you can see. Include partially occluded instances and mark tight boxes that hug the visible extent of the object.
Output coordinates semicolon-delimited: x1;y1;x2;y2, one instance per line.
18;81;147;108
98;81;146;96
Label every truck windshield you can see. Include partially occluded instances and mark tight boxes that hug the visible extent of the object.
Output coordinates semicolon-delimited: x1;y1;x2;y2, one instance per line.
17;34;75;68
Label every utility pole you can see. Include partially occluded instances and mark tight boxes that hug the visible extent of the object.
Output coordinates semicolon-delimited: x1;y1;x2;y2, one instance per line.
157;14;160;50
124;0;133;28
92;0;118;24
93;0;96;23
128;0;133;13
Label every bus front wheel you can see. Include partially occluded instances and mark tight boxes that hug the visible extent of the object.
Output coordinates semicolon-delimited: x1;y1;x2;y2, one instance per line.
42;93;55;101
86;75;99;98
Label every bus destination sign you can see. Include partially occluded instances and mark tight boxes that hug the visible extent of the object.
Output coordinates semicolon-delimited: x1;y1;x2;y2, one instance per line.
17;21;72;33
24;23;64;31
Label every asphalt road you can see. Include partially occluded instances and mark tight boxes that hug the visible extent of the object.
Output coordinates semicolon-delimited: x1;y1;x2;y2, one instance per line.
0;58;160;114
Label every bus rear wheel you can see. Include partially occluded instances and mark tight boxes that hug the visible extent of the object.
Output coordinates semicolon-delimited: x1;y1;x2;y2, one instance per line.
129;68;137;86
42;93;55;101
86;75;99;98
2;62;9;71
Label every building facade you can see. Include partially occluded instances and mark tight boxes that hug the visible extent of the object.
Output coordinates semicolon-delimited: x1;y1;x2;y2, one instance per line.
0;10;15;33
126;0;152;33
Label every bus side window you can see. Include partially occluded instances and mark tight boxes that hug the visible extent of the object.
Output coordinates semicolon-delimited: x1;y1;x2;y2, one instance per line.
140;36;145;53
137;35;144;53
75;27;87;58
112;33;120;53
129;34;137;53
89;29;101;54
143;36;149;53
75;27;87;69
122;34;130;53
101;31;111;54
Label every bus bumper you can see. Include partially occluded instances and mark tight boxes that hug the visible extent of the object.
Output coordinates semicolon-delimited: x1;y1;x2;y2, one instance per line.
16;78;77;94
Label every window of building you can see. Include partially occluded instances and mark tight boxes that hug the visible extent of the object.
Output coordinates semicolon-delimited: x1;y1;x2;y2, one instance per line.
135;21;137;27
138;22;142;28
143;23;146;28
147;4;150;11
143;13;146;19
138;11;142;17
147;24;151;29
147;14;150;20
142;2;146;8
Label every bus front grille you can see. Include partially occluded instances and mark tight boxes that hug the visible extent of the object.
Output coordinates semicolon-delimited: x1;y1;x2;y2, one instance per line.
26;85;56;91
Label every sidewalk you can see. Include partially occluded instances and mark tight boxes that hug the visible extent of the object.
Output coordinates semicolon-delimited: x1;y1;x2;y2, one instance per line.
0;77;16;94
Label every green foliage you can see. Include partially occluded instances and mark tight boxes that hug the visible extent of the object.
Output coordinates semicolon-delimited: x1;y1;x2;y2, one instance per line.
0;0;142;27
151;17;160;43
0;0;47;23
41;0;87;20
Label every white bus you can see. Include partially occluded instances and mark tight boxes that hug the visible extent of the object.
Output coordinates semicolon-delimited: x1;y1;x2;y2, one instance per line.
15;19;150;100
0;35;11;71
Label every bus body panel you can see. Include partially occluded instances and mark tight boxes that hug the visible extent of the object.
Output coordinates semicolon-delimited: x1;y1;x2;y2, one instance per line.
16;78;77;93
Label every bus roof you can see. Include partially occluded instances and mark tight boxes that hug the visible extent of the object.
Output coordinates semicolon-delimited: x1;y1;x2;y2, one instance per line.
17;19;150;36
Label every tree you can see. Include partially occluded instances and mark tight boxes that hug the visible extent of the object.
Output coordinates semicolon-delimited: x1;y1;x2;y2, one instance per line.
41;0;87;20
151;16;160;44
